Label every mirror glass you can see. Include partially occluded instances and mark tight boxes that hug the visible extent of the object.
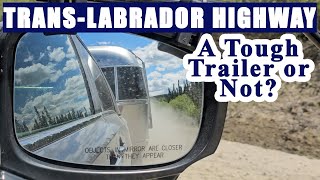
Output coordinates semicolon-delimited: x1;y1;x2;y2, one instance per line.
14;33;203;166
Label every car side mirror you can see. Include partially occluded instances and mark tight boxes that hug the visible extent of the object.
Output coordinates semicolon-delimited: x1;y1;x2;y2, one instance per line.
0;31;227;179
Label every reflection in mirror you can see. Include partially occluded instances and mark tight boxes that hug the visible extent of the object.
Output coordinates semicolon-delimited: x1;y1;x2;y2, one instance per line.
14;33;203;166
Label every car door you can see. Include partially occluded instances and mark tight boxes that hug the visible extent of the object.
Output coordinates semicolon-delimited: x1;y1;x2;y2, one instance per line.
13;33;132;166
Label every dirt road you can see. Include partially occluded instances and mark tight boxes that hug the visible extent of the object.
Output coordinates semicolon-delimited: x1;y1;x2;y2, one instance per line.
179;140;320;180
142;100;199;165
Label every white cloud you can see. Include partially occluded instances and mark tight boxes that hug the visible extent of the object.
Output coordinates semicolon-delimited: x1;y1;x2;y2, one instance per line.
63;58;78;72
38;52;45;60
23;50;45;63
49;47;65;62
23;54;34;62
133;41;186;96
156;67;165;72
148;71;162;79
133;41;182;70
147;69;187;96
16;75;90;124
162;70;187;82
15;63;63;86
97;41;111;45
50;70;63;82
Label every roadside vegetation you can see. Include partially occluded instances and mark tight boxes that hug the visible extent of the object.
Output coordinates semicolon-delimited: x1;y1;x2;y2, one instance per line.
155;80;202;124
16;106;92;138
169;94;199;119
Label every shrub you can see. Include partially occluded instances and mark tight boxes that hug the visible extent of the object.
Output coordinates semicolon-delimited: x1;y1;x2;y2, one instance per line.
169;94;200;120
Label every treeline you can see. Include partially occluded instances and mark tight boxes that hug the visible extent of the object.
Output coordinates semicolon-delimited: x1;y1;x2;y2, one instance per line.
15;106;91;133
164;80;202;109
156;80;202;123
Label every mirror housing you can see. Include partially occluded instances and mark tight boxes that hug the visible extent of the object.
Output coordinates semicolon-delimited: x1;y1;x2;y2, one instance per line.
137;33;201;55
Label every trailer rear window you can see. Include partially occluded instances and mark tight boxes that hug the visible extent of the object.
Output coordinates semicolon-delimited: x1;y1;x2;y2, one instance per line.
117;66;147;100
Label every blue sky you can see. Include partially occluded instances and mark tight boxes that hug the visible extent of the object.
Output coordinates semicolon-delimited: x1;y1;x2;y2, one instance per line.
79;33;151;50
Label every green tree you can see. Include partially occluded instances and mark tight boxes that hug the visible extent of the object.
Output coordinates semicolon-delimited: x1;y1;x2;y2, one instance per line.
44;106;55;125
33;118;40;130
177;80;183;95
40;111;49;128
67;111;72;121
34;106;48;128
71;108;76;119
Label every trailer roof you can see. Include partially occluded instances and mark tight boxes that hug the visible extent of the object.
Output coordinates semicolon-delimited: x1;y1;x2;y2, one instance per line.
88;46;144;67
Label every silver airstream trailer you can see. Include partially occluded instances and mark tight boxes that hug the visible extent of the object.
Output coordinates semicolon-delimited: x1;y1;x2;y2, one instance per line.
88;46;152;151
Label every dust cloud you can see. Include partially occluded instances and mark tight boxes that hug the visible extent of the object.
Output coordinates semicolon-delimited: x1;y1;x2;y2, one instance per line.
142;99;200;165
92;99;201;166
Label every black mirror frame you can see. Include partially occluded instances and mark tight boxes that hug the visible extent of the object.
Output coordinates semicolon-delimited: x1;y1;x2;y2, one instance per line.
0;32;227;179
